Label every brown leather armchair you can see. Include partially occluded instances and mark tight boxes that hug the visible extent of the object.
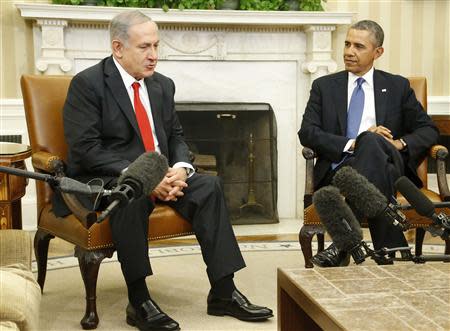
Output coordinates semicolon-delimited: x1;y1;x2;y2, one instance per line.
21;75;193;329
299;77;450;268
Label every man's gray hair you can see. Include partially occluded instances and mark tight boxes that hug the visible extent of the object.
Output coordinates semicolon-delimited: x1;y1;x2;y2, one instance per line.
350;20;384;47
109;10;153;44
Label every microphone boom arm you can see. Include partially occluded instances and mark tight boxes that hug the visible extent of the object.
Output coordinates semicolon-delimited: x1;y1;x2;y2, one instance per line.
0;164;98;227
0;164;59;186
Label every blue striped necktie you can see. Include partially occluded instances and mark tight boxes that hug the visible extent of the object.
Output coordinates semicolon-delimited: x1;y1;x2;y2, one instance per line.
346;77;365;139
332;77;365;169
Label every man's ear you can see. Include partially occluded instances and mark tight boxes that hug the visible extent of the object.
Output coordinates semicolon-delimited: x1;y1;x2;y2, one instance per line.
112;40;123;59
374;46;384;60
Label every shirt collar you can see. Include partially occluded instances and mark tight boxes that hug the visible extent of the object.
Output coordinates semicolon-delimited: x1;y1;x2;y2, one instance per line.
348;66;374;88
112;56;144;89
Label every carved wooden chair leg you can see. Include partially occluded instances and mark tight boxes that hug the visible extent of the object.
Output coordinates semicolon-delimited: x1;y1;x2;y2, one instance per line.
415;227;426;256
33;229;55;292
299;224;325;268
75;246;114;330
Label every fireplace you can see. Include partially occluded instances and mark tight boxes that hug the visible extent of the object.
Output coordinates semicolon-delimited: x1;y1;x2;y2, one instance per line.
177;102;277;224
16;4;353;228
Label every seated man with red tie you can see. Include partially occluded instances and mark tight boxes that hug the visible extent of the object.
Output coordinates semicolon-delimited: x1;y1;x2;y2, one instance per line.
298;20;439;267
58;10;272;331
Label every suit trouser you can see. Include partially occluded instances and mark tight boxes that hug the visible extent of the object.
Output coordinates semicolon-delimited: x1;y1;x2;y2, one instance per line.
109;173;246;285
329;132;409;250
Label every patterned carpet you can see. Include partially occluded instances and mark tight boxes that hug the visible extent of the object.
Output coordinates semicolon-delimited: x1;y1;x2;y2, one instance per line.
35;239;448;331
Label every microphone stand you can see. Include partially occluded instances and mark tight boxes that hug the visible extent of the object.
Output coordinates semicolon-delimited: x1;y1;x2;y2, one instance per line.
357;241;450;264
381;197;450;261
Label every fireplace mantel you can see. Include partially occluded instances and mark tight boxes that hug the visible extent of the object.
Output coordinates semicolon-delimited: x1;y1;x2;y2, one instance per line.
17;3;352;26
16;3;353;220
16;3;353;77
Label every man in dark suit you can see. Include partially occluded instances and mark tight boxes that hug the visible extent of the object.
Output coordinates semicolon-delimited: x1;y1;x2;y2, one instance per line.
298;20;439;267
62;10;272;331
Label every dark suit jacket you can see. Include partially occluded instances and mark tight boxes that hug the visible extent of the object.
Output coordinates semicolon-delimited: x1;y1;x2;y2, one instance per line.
63;56;190;180
298;69;439;189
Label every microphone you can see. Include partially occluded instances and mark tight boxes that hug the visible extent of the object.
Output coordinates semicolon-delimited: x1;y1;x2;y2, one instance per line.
395;176;450;232
57;177;110;195
333;166;409;231
313;186;366;264
96;152;168;222
0;164;110;195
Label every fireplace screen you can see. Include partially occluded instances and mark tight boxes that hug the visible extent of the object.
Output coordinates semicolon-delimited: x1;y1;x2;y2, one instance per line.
176;102;278;224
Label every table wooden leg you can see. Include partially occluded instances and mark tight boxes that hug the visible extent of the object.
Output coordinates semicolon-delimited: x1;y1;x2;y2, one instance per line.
0;200;22;229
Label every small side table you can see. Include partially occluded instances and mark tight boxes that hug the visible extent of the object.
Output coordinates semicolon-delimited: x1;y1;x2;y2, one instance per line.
0;142;32;229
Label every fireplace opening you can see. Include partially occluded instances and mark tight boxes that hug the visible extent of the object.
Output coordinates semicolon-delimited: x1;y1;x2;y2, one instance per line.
176;102;278;224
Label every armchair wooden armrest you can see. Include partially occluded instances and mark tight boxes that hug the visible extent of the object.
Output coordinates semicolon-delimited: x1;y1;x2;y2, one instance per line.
429;144;450;201
31;151;64;175
302;147;316;207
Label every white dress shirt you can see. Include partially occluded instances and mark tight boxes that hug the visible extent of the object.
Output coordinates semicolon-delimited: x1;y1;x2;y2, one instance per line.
344;66;377;152
113;57;194;176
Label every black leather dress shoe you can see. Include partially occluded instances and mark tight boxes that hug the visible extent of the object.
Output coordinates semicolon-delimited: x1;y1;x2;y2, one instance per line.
207;289;273;321
126;299;180;331
311;243;351;267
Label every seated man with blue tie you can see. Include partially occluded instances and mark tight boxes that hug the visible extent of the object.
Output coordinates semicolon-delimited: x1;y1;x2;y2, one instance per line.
298;20;439;267
59;10;272;331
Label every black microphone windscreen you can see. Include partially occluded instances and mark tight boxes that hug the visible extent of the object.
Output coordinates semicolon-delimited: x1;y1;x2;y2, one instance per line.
118;152;168;196
313;186;363;252
395;176;434;218
333;166;387;218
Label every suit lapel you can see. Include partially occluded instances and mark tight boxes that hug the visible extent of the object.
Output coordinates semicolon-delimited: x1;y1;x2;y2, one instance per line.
332;72;348;136
145;77;168;155
104;57;141;137
374;69;388;125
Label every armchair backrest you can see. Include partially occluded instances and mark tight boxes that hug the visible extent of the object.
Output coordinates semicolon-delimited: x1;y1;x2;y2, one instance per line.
21;75;71;160
408;77;428;187
20;75;72;214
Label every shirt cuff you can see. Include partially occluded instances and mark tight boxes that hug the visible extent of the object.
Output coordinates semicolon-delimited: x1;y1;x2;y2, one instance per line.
172;162;195;178
343;139;356;153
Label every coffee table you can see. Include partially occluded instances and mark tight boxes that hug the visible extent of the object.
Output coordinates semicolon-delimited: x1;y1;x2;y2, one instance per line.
278;264;450;331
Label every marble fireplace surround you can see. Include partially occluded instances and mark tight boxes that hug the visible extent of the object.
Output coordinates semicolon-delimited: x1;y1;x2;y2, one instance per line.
17;3;353;220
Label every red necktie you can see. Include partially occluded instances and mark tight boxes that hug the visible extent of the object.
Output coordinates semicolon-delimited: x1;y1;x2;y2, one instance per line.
132;82;155;151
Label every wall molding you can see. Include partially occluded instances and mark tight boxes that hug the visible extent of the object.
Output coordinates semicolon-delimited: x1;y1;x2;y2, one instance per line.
428;96;450;115
0;99;25;118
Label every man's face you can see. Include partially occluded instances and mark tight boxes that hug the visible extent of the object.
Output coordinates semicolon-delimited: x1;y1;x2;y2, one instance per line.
113;21;159;80
343;28;383;76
